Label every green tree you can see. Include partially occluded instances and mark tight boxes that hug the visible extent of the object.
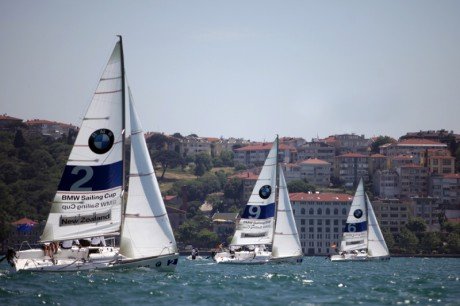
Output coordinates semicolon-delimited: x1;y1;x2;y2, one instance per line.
445;232;460;254
224;178;243;204
194;153;212;176
382;228;395;250
397;227;419;253
13;129;26;148
287;179;316;193
152;150;184;180
220;150;234;167
420;232;442;253
195;229;220;248
406;217;427;235
371;136;396;153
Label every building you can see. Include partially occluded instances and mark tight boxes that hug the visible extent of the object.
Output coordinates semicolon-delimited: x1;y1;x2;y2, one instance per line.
426;149;455;175
297;141;335;164
372;199;413;234
373;170;399;198
380;138;447;164
290;192;353;255
229;170;260;201
389;155;416;170
25;119;77;139
0;114;23;130
430;173;460;206
334;153;370;188
411;197;440;231
165;206;187;230
212;212;239;241
396;165;429;198
321;134;371;155
233;142;296;167
298;158;331;187
368;154;388;176
281;163;301;182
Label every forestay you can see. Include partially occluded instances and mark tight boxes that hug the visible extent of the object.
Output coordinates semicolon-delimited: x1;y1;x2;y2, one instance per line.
231;139;278;246
119;92;177;258
339;179;368;252
41;43;124;242
271;168;302;258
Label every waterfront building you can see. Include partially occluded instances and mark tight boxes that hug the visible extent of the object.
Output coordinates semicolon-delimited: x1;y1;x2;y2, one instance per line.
281;163;301;182
379;138;447;164
372;199;412;234
290;192;353;255
411;197;440;231
389;154;416;170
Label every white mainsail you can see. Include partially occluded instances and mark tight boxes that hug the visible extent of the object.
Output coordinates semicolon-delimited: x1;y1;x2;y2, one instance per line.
271;168;302;258
366;194;389;257
339;179;368;252
41;42;124;242
119;92;177;259
231;138;278;246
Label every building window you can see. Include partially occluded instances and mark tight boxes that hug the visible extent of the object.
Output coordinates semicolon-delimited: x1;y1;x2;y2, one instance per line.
326;208;330;215
301;219;305;225
301;227;305;232
309;208;314;215
317;208;322;215
326;220;330;225
317;227;322;232
342;208;347;215
309;219;314;225
301;208;306;215
334;208;338;215
334;219;338;225
317;219;322;225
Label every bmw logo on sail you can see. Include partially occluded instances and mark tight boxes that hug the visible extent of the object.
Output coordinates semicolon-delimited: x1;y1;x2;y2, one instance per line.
88;129;114;154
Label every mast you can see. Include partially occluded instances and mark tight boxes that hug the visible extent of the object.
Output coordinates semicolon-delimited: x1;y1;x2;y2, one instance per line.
364;180;369;251
272;135;280;245
118;35;127;232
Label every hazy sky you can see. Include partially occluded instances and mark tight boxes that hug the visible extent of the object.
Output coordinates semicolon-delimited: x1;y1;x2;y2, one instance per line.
1;0;459;141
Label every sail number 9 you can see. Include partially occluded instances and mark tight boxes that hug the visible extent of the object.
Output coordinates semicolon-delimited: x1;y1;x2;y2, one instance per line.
247;205;261;219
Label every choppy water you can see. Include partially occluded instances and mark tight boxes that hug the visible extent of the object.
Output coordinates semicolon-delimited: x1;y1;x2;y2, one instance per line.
0;257;459;305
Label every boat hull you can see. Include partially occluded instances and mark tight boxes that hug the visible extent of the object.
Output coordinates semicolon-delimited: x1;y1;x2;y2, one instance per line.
269;255;303;264
330;254;390;262
214;250;270;265
12;247;179;272
113;253;179;272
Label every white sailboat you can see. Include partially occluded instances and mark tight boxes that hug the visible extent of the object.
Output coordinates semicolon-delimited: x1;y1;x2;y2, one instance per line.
214;137;303;264
10;37;179;272
330;179;390;261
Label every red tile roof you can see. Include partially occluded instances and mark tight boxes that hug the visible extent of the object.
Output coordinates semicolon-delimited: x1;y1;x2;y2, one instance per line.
289;192;353;202
391;155;413;160
337;153;368;158
397;138;446;146
300;158;330;165
11;217;38;225
164;195;178;201
0;114;22;121
370;154;386;158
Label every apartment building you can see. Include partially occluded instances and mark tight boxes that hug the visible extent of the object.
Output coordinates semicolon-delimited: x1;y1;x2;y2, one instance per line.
290;192;353;255
380;138;447;164
233;143;296;167
426;149;455;175
396;165;429;198
373;170;399;198
229;170;260;201
0;114;23;129
372;199;412;234
25;119;77;139
297;141;335;164
299;158;331;187
411;197;440;231
321;133;371;155
430;173;460;206
333;153;370;188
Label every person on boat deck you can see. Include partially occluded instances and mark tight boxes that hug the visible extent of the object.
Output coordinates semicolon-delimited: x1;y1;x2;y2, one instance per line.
91;236;106;247
61;240;79;249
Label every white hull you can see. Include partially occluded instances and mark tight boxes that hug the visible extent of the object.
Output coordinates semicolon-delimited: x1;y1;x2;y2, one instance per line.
330;254;390;262
12;247;179;272
214;250;271;265
269;255;303;264
113;253;179;272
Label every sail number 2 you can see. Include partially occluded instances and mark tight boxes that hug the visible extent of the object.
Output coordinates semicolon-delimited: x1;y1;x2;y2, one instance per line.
70;166;94;191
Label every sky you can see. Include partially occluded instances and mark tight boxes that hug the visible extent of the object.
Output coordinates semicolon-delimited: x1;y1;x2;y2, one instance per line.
1;0;459;142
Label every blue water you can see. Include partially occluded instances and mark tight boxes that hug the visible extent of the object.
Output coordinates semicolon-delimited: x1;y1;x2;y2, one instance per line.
0;257;459;305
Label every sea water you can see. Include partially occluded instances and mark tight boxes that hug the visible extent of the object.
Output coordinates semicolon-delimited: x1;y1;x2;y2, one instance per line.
0;257;459;305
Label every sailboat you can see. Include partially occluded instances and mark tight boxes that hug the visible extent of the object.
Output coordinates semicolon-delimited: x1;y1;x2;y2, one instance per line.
330;179;390;261
9;36;179;272
214;137;303;264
